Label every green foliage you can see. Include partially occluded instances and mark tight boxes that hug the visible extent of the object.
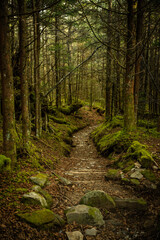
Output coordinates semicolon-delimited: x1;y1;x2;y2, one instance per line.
58;102;83;115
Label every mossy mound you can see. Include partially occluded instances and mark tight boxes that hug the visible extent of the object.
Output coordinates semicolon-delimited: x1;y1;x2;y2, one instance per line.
125;141;154;168
105;169;121;180
0;155;11;172
91;116;123;144
95;130;134;157
17;209;65;228
59;103;83;115
142;170;156;182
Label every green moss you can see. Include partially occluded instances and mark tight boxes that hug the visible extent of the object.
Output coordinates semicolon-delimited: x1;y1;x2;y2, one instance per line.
48;115;67;124
17;209;65;228
130;179;140;185
121;178;130;183
126;141;153;168
96;130;134;157
0;155;11;172
137;198;147;205
105;169;121;180
142;170;156;182
16;188;28;193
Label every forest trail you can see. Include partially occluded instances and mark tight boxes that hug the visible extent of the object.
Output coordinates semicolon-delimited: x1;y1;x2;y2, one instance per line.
56;122;153;240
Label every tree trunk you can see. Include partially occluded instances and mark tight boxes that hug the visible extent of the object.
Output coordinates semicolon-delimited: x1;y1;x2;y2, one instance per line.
124;0;136;131
32;0;41;137
18;0;30;147
105;0;112;120
134;0;144;124
0;0;17;165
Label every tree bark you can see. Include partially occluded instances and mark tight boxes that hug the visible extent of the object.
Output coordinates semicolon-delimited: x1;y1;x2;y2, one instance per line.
18;0;30;147
124;0;136;131
0;0;17;165
105;0;112;120
134;0;144;124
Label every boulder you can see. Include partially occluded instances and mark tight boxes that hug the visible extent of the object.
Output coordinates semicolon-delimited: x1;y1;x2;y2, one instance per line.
30;173;48;187
105;169;121;181
53;172;72;186
0;155;11;172
17;209;65;228
79;190;115;209
66;231;83;240
130;170;143;180
22;192;48;208
114;197;147;211
32;185;53;208
66;204;105;226
85;228;98;236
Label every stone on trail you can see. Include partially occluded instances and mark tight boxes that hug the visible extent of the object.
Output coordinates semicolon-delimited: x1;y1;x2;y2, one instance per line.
53;172;72;186
22;191;49;208
130;170;143;180
30;173;48;187
66;231;83;240
17;209;65;228
66;204;105;226
114;197;147;211
85;228;98;236
79;190;115;209
32;185;53;208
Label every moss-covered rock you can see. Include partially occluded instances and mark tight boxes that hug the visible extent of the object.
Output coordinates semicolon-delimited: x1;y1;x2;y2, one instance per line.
32;185;53;208
0;155;11;172
105;169;121;180
21;192;48;208
142;170;156;182
30;173;48;187
96;130;133;156
126;141;154;168
66;204;105;226
59;103;83;115
17;209;65;228
130;179;140;185
113;197;147;211
79;190;115;209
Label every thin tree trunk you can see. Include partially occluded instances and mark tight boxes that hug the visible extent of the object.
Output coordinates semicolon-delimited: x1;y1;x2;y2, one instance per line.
134;0;144;124
105;0;112;120
124;0;136;131
32;0;41;137
0;0;17;165
18;0;30;147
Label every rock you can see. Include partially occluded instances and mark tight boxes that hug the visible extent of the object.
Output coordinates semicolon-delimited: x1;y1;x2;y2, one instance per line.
30;173;48;187
130;179;140;185
0;155;11;172
17;209;65;228
79;190;115;209
105;169;121;180
130;170;143;180
114;197;147;211
53;172;72;186
32;185;53;208
22;192;48;208
85;228;98;236
66;231;83;240
66;204;105;226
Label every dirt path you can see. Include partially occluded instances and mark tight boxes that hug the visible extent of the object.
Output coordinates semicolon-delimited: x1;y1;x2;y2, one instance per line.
57;125;154;239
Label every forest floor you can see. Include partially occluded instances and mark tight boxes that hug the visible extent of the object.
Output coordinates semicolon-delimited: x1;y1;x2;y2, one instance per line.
0;107;160;240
